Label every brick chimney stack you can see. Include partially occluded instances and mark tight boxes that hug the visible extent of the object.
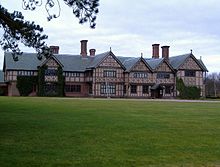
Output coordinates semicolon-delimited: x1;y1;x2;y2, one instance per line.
50;46;59;54
80;40;88;57
152;44;160;59
89;49;96;56
161;46;170;59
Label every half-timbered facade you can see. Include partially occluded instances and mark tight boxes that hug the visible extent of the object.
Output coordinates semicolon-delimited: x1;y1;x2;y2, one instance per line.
2;40;208;98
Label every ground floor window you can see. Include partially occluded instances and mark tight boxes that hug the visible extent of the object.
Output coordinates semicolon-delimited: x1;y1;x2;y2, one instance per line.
89;84;92;94
130;85;137;94
142;85;149;94
44;83;57;95
100;83;116;94
65;85;81;93
165;86;171;94
123;85;126;94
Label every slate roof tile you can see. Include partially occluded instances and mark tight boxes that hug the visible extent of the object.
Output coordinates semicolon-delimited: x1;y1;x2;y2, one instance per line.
3;51;208;72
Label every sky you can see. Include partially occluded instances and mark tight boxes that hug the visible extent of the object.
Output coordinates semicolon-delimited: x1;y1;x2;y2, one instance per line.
0;0;220;72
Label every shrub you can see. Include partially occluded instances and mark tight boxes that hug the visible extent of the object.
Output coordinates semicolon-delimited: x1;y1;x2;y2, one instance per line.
176;78;201;99
16;76;38;96
0;87;4;96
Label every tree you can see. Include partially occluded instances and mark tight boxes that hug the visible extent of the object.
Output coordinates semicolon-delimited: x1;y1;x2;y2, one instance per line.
205;72;220;98
0;0;99;59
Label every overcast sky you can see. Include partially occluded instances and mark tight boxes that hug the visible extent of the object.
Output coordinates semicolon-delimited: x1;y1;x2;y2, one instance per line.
0;0;220;72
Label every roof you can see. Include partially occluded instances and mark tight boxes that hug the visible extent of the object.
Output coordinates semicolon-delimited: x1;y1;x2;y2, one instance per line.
3;51;208;72
118;57;140;72
169;54;191;70
145;58;164;70
0;70;4;83
151;83;163;90
4;52;45;71
88;51;110;68
54;54;91;72
169;53;208;72
198;59;208;72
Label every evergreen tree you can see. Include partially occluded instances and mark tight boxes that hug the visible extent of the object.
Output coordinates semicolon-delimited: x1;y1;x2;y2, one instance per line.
0;0;99;59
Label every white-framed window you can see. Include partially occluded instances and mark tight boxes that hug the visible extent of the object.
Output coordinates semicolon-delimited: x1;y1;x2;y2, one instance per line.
17;70;34;76
103;70;116;77
45;69;57;76
185;70;196;77
157;73;170;79
100;83;116;94
133;72;148;78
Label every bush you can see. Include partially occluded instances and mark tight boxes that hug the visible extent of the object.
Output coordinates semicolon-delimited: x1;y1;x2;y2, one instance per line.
176;78;201;99
0;87;4;96
16;76;37;96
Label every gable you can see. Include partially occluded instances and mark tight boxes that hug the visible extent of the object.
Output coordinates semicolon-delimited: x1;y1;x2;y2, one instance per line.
179;57;201;70
156;61;173;72
98;54;122;68
42;56;63;69
131;60;151;72
46;58;59;67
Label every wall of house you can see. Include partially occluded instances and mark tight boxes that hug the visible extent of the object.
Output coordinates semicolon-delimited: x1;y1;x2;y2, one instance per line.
65;82;89;97
126;60;154;97
5;70;38;96
177;57;205;96
92;54;124;97
154;61;176;97
8;82;20;96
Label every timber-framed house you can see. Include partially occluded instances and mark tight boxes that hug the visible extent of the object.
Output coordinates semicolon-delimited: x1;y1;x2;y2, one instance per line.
1;40;208;98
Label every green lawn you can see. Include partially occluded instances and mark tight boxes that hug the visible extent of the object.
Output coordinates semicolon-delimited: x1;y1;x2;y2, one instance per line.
0;97;220;167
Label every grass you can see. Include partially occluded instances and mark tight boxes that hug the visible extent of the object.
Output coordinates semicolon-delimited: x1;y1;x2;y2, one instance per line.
0;97;220;167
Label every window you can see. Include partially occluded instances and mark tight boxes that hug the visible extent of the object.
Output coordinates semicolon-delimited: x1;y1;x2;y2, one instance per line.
89;84;93;94
45;69;57;76
123;85;126;94
44;83;57;94
65;85;81;93
103;70;116;77
17;70;34;76
130;85;137;94
157;73;170;79
142;85;149;94
64;72;80;77
100;83;116;94
185;70;196;77
133;72;148;78
165;86;171;94
73;72;80;77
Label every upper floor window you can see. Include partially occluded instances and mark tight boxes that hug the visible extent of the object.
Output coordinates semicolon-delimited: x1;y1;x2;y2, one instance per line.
185;70;196;77
104;70;116;77
17;70;34;76
157;73;170;79
133;72;148;78
64;72;80;77
45;69;57;76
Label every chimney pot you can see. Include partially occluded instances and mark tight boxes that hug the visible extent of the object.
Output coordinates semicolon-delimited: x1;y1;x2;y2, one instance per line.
80;40;88;57
50;46;59;54
152;44;160;59
89;49;96;56
161;46;170;59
